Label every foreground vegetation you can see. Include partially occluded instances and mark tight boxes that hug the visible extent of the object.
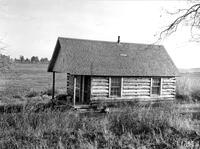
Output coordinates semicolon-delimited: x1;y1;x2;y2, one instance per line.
0;103;199;149
0;63;200;148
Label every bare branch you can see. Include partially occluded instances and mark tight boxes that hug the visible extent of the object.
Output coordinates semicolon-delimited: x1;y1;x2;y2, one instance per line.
165;8;188;15
160;3;200;40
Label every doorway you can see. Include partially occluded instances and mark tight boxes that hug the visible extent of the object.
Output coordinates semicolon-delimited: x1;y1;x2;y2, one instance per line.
84;76;91;104
75;75;91;104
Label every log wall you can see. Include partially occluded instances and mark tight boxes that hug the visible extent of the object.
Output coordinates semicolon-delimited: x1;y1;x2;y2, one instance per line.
91;77;109;98
122;77;151;98
160;77;176;99
90;76;176;101
66;73;74;96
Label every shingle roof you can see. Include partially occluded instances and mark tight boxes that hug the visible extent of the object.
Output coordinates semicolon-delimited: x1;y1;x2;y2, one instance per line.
48;37;179;76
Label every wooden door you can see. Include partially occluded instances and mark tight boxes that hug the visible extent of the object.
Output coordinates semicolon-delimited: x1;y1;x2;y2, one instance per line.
84;76;91;104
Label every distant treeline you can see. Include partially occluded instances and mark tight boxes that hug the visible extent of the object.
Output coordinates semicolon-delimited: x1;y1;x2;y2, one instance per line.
14;55;49;64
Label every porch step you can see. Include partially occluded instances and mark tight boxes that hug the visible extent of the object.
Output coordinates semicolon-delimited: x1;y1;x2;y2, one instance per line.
73;105;91;110
73;104;109;113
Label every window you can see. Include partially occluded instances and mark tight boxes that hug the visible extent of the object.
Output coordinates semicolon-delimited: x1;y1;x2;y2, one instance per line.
151;78;161;95
110;77;121;97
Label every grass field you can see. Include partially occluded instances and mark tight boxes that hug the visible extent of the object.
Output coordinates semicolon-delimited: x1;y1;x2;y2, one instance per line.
1;63;200;103
177;72;200;103
0;63;67;104
0;63;66;94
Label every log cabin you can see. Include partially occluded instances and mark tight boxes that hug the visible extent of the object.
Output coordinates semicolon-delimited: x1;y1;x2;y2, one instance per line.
47;37;179;106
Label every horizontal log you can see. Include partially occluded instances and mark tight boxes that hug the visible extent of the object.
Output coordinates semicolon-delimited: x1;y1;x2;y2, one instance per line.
123;94;150;97
123;92;150;96
91;86;109;89
92;78;109;82
91;95;108;97
123;92;150;95
161;95;175;98
162;98;175;100
161;92;176;95
162;85;175;88
162;90;176;93
162;77;175;80
162;79;176;82
91;82;109;86
162;89;176;92
162;88;175;91
123;80;151;83
123;83;150;86
91;92;108;95
123;95;150;98
123;89;150;93
91;94;108;97
92;89;108;93
162;93;175;96
162;80;176;83
123;81;151;84
92;81;109;84
162;85;176;89
162;89;175;92
162;81;175;84
162;83;175;85
123;86;150;89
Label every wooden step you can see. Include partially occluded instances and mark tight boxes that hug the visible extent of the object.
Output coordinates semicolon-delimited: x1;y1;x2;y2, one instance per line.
73;105;91;109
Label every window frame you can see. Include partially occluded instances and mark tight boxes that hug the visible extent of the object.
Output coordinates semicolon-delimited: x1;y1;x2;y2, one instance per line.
109;77;122;97
151;77;161;96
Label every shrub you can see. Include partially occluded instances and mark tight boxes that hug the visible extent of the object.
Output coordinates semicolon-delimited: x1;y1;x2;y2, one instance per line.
108;103;196;148
191;89;200;102
0;85;29;100
42;87;58;96
26;89;39;98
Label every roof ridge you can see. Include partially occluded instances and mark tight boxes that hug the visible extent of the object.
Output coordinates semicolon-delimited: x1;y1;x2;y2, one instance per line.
58;36;163;47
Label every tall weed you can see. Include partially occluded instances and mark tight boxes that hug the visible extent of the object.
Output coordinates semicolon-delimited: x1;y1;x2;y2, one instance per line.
0;103;199;149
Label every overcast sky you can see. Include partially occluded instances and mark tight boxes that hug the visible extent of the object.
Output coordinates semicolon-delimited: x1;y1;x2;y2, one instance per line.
0;0;199;68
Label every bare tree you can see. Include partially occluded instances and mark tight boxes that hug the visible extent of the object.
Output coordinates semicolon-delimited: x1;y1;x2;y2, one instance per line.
19;55;25;63
160;0;200;41
0;54;11;72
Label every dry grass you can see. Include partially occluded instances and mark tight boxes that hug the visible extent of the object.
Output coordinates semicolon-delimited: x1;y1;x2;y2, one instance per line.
176;74;200;103
0;63;65;105
0;103;199;149
0;63;66;95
